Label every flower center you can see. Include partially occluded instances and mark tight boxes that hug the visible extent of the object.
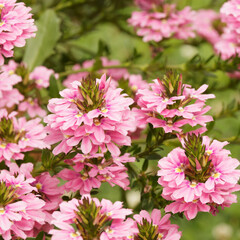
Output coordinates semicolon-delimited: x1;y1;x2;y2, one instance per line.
175;167;184;173
0;143;6;149
105;228;114;234
101;107;108;113
36;79;43;85
190;181;198;188
36;183;42;190
212;172;221;179
206;149;213;156
70;231;81;238
162;98;169;103
178;107;184;112
157;233;164;239
0;207;5;215
75;112;83;118
106;211;113;217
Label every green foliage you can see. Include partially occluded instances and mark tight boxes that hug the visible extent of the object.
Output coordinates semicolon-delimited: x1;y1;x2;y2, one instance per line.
23;9;61;70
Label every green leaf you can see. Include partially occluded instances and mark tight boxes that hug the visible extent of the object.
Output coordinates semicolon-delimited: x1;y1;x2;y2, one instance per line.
23;9;61;71
49;75;62;98
142;159;149;171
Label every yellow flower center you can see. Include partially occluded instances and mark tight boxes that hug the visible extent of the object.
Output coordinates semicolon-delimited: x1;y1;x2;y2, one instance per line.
206;149;213;156
75;112;83;118
157;233;164;239
162;98;169;103
131;85;138;91
8;70;14;75
107;211;113;216
190;181;197;188
105;228;114;234
101;107;108;113
178;107;184;112
175;167;183;173
212;172;221;179
0;207;5;215
0;143;6;149
36;183;42;190
36;79;43;85
21;137;29;142
0;3;5;8
70;232;81;238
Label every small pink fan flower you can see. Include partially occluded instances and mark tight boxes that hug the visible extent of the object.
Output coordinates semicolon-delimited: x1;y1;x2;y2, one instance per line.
0;170;46;240
45;74;134;156
128;4;195;42
192;10;221;44
58;153;134;195
132;209;182;240
50;196;135;240
0;0;37;65
18;98;47;117
0;109;49;164
158;134;240;220
135;72;214;134
29;66;55;89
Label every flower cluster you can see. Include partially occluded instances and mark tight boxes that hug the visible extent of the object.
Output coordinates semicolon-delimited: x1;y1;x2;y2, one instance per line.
0;168;46;240
45;74;134;156
135;72;214;134
50;196;136;240
58;153;135;195
1;60;55;117
0;109;48;164
128;4;195;42
0;0;37;65
63;57;129;88
158;134;240;220
214;0;240;59
133;209;182;240
192;10;222;44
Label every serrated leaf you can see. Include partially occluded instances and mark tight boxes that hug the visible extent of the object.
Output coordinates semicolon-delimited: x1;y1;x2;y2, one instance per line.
23;9;61;71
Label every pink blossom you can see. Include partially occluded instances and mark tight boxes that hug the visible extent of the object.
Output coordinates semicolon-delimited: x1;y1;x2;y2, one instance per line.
0;170;46;239
0;109;49;164
0;0;37;65
29;66;55;88
133;209;182;239
135;75;214;134
58;153;134;195
158;135;240;220
45;74;134;156
128;4;195;42
192;10;221;44
50;196;135;240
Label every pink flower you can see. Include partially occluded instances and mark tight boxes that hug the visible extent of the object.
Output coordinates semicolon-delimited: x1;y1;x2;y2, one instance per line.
58;153;134;195
133;209;182;239
18;98;47;117
128;4;195;42
192;10;221;44
158;134;240;220
0;0;37;65
0;109;49;164
135;74;214;134
45;74;134;156
29;66;55;88
50;196;135;240
0;170;46;239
